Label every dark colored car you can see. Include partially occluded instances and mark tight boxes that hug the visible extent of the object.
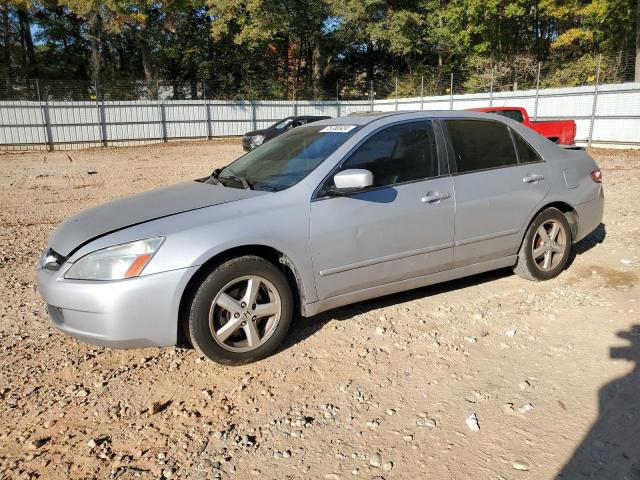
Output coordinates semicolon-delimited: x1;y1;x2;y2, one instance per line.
242;115;331;151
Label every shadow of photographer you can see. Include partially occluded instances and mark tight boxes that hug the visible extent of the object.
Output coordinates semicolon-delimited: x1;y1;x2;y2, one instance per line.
556;325;640;479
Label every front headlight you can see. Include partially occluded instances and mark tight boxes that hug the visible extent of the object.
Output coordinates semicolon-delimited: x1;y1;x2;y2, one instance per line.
65;237;164;281
251;135;265;147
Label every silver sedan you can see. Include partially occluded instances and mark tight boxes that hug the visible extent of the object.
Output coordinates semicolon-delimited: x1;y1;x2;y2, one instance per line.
37;111;604;364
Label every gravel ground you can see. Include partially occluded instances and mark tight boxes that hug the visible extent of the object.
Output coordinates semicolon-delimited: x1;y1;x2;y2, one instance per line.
0;141;638;480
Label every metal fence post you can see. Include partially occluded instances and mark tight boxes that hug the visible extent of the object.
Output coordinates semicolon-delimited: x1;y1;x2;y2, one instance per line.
395;77;399;111
36;80;54;151
449;73;454;110
369;80;374;112
420;75;424;110
336;82;341;117
156;79;167;143
205;99;212;140
533;62;541;121
588;55;602;147
489;67;494;107
251;99;257;131
94;81;107;147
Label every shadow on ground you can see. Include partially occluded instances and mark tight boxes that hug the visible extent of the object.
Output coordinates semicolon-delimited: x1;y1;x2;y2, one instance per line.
556;325;640;479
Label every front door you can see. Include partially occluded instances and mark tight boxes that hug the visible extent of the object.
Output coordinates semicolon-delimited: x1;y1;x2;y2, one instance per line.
309;120;455;300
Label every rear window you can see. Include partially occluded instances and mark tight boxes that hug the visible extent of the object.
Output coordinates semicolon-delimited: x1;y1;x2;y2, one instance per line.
492;109;524;123
512;131;543;163
446;120;518;173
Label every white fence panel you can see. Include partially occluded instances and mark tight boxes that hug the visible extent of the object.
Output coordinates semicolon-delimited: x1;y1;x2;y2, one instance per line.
1;82;638;149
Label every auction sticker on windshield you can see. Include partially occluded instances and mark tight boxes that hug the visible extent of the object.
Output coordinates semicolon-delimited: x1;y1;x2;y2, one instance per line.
320;125;357;133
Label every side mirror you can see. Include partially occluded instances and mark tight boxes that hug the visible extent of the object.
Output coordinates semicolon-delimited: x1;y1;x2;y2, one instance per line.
333;169;374;192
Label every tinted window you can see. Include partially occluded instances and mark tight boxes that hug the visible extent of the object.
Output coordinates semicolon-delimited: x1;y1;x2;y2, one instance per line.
446;120;518;173
493;109;524;123
513;130;542;164
339;121;438;187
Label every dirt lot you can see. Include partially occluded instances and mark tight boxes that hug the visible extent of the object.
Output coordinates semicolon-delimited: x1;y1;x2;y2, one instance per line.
0;141;638;480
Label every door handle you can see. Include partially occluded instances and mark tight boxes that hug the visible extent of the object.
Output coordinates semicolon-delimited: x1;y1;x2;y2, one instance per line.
421;191;451;203
523;173;544;183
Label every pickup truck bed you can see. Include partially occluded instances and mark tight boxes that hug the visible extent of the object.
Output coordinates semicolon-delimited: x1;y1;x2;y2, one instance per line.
469;107;576;145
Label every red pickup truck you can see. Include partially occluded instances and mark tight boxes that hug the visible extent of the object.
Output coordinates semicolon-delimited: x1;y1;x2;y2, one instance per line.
470;106;576;145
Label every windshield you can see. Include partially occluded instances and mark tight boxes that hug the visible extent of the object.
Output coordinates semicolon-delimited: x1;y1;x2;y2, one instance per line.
271;118;293;130
218;124;359;192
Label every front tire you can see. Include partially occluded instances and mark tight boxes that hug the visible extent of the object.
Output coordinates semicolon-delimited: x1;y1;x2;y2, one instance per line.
186;256;293;365
513;207;572;281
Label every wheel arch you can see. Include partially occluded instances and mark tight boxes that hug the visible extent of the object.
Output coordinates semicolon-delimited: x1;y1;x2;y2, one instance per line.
521;201;578;249
177;245;306;346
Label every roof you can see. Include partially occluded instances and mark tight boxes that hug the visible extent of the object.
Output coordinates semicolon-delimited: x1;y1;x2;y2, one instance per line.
311;109;502;127
286;115;332;120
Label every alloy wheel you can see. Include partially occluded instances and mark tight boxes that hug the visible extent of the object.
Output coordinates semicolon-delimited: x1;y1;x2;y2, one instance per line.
532;219;567;271
209;275;282;353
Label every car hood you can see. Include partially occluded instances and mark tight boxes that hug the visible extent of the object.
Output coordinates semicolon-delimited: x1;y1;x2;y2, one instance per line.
244;128;279;138
49;181;266;257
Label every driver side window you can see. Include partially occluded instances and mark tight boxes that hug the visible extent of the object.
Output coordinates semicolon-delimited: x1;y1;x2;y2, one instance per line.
338;120;438;188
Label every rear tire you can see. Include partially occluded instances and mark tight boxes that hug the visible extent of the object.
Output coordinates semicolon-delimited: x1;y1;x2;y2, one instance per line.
185;256;293;365
513;207;572;281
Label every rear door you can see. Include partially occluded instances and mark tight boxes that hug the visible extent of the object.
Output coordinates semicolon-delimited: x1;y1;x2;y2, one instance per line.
444;119;550;268
309;120;455;300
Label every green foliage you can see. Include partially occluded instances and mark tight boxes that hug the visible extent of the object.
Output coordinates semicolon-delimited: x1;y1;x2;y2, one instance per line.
0;0;637;98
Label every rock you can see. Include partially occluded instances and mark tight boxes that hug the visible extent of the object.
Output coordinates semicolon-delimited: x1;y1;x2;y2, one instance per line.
385;409;396;416
149;401;163;415
424;418;437;428
75;389;89;398
325;474;341;480
472;312;484;321
465;336;477;343
519;380;531;391
27;437;49;449
403;434;413;442
87;439;97;449
504;329;516;338
369;453;382;467
620;259;632;265
375;326;386;335
162;468;174;478
512;461;530;471
518;403;534;413
383;462;393;471
465;413;480;431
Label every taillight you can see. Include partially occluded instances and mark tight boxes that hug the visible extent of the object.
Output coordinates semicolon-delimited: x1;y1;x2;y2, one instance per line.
591;169;602;183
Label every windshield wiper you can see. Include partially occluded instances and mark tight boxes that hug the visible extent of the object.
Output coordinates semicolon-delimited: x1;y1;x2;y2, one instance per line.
219;174;253;190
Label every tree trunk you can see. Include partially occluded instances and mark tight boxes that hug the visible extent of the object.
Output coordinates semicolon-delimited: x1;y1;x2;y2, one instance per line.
190;77;198;99
1;2;11;80
635;0;640;81
367;41;375;86
88;11;102;86
137;26;157;98
312;36;321;99
17;5;36;76
282;36;289;98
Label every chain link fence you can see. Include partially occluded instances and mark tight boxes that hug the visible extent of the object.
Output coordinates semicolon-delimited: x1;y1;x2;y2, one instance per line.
0;50;638;150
